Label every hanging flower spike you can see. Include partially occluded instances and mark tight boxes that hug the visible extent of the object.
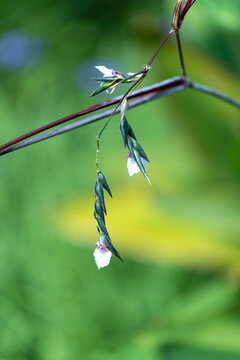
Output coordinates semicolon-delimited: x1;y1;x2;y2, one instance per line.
120;113;151;184
93;171;123;269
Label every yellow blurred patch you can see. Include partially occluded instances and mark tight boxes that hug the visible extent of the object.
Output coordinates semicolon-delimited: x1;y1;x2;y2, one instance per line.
55;184;240;273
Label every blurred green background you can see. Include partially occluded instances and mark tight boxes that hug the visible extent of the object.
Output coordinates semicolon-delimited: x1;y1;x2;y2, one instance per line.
0;0;240;359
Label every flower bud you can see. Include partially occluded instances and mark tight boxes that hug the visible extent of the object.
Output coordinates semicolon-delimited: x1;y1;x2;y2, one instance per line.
171;0;183;30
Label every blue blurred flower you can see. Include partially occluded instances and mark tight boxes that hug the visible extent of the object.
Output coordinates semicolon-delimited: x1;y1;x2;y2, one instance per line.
0;29;46;70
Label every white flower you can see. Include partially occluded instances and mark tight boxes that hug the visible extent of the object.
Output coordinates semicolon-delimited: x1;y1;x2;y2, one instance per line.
93;239;112;270
95;65;120;78
95;65;125;94
127;153;149;176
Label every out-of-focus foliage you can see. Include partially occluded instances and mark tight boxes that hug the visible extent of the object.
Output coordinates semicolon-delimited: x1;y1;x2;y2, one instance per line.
0;0;239;359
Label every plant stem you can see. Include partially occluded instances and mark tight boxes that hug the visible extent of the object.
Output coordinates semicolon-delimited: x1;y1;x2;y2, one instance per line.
147;30;174;67
0;77;187;157
0;77;239;157
175;31;186;77
189;81;240;108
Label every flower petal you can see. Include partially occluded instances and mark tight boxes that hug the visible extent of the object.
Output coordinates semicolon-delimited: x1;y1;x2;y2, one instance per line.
127;154;149;176
127;156;140;176
95;65;115;77
93;244;112;269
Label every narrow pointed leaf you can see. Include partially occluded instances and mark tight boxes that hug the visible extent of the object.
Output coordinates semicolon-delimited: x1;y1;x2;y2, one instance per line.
94;199;105;223
94;180;106;214
127;136;135;159
96;217;110;239
133;149;145;174
133;149;151;184
90;82;115;97
120;116;129;148
98;171;112;197
127;123;137;140
132;138;150;162
100;233;124;262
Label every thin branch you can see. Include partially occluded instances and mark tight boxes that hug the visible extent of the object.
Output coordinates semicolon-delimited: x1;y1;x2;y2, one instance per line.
0;77;186;154
147;30;174;67
175;31;186;77
0;77;188;157
0;77;239;157
189;82;240;108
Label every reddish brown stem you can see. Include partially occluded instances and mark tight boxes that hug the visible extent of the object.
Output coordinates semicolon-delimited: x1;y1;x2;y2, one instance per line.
147;30;174;67
0;78;185;153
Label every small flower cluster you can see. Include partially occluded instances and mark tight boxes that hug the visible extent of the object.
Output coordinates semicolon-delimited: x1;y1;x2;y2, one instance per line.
91;65;142;96
120;99;151;184
93;170;123;269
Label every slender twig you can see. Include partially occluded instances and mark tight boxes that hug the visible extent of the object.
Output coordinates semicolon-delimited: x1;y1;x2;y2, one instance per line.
0;77;239;157
0;77;187;157
0;77;185;154
175;31;186;77
189;82;240;108
147;30;174;67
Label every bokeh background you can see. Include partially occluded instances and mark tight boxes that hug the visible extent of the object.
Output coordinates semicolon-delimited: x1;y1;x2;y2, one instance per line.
0;0;240;359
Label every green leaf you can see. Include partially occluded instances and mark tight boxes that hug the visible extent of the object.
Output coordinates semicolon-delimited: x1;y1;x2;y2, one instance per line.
134;149;151;184
127;136;135;159
132;138;150;162
100;233;124;262
133;149;146;174
96;216;110;239
120;116;129;148
127;123;137;140
98;171;112;198
94;180;106;214
93;77;118;82
94;199;105;223
90;82;115;97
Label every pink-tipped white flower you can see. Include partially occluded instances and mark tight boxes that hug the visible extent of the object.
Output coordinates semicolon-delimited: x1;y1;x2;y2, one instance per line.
95;65;124;79
94;65;125;95
93;237;112;270
127;153;149;176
